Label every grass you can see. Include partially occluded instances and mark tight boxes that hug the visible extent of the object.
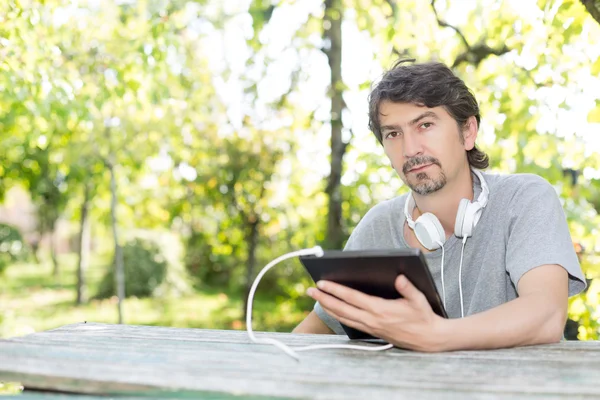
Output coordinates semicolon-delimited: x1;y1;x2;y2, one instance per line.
0;254;311;338
0;254;312;395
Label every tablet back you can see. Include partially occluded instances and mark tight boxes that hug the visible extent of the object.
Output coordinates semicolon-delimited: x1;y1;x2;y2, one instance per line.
299;249;447;340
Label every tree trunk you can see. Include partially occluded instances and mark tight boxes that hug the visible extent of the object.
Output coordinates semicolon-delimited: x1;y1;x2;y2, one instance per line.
76;183;92;305
108;159;125;324
242;219;260;324
50;222;59;278
34;216;46;266
30;237;40;264
323;0;347;250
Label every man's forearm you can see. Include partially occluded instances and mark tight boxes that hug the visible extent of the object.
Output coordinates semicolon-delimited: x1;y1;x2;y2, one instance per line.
434;293;567;352
292;310;335;334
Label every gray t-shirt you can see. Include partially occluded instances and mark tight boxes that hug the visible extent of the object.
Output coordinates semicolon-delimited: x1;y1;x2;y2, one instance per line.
315;172;587;334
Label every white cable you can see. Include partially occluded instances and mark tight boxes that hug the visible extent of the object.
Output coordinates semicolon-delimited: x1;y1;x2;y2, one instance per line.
459;236;468;318
246;246;394;361
437;240;446;310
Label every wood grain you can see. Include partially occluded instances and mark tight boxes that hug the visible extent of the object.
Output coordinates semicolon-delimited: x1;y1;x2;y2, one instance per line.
1;323;599;399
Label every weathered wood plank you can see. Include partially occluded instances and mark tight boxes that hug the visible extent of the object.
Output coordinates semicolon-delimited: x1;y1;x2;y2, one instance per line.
16;388;285;399
1;323;599;399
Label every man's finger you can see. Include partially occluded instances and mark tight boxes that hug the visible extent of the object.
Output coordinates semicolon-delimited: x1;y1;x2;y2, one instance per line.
395;275;430;309
321;305;373;336
315;280;383;312
309;287;374;326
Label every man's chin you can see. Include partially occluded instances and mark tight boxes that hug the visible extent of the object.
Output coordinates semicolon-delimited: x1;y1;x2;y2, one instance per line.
411;186;438;196
408;179;446;196
408;173;434;187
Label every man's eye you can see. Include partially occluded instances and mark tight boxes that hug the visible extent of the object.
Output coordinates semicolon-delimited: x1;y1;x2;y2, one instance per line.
386;131;399;139
421;122;433;129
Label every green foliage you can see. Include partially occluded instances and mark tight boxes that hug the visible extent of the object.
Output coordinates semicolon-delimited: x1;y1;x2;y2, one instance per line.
0;223;28;274
184;231;231;288
95;239;168;299
0;382;23;395
0;0;599;341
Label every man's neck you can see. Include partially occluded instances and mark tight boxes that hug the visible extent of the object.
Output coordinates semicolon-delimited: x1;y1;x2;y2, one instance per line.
413;167;475;238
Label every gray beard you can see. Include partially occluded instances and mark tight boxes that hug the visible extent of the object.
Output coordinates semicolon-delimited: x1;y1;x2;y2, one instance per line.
409;171;447;195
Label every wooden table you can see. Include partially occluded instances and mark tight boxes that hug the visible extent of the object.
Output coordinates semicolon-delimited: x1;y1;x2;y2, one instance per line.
1;322;599;399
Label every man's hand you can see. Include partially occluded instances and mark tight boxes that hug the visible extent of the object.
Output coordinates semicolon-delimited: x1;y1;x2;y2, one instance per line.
307;275;448;352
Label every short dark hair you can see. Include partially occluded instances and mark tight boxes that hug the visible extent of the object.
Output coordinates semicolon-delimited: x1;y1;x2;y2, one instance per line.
368;59;489;169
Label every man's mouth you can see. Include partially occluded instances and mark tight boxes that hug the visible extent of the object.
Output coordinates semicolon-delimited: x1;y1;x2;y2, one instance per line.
408;163;432;173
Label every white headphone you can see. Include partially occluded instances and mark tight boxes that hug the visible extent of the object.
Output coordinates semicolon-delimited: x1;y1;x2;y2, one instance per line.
403;169;489;251
403;169;489;318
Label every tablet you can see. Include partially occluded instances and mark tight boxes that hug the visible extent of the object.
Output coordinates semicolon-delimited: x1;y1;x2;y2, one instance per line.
299;249;447;340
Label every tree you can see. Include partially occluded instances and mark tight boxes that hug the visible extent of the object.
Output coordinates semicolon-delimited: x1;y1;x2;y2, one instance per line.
323;0;348;250
0;1;76;277
581;0;600;24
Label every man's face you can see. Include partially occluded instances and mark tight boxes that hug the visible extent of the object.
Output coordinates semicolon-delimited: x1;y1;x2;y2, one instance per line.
379;101;473;195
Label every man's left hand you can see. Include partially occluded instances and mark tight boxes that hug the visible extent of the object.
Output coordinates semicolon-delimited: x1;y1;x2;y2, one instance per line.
307;275;449;352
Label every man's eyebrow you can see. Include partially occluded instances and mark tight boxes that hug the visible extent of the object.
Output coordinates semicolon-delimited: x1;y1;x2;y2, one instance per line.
380;111;439;133
380;124;403;133
408;111;439;126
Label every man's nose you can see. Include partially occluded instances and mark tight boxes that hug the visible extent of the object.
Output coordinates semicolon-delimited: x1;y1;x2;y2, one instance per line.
403;133;423;158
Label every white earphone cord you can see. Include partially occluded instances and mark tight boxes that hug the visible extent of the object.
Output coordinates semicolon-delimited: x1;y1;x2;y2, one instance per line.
437;238;466;319
246;246;393;361
437;240;446;311
459;236;467;318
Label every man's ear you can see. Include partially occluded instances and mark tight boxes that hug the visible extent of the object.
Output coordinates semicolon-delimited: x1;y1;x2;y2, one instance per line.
463;116;478;151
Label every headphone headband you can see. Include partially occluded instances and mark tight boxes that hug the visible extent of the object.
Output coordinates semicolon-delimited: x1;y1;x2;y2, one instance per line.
403;193;416;229
472;169;489;209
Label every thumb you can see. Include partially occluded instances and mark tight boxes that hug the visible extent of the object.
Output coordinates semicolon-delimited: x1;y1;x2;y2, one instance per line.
395;275;429;308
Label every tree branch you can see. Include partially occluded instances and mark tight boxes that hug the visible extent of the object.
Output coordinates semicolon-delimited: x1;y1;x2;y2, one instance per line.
228;173;248;223
581;0;600;26
451;42;510;68
431;0;470;50
384;0;398;20
380;1;410;61
392;46;410;59
430;0;510;68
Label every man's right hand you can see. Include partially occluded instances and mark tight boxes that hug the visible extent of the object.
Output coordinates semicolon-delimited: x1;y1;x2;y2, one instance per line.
292;310;335;334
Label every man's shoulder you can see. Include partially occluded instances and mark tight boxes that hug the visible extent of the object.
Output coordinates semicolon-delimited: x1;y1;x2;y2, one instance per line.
345;194;408;250
349;194;407;237
483;172;554;197
359;193;408;224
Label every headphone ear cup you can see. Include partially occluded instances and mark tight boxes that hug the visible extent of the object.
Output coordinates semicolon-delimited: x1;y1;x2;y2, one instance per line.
455;199;470;238
414;213;445;250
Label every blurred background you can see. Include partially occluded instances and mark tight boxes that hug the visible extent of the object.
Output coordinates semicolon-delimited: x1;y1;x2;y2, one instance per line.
0;0;599;343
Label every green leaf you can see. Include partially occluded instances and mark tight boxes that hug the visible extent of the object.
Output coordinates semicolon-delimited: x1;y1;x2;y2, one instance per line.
592;58;600;75
587;104;600;123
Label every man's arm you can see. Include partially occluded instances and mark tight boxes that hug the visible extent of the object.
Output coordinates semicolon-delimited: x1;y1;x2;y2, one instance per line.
438;264;568;351
308;263;569;351
292;310;335;334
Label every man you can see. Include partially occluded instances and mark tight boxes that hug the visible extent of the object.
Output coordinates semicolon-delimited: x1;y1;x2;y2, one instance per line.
293;59;586;352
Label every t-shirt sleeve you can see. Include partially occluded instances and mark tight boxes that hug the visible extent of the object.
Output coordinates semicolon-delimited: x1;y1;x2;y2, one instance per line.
313;299;346;335
505;178;586;296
